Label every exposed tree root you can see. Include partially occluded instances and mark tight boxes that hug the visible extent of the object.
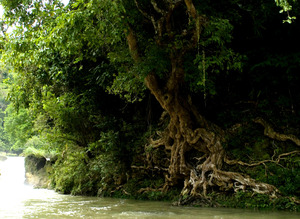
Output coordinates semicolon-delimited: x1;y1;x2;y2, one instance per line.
182;166;280;199
138;187;163;194
175;194;220;207
254;118;300;146
131;165;168;173
224;150;300;168
139;115;300;206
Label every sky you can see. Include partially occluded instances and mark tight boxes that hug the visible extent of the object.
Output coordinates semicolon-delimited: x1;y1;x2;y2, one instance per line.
61;0;70;5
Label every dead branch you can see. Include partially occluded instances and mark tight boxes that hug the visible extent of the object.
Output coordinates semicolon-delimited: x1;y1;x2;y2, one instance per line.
224;150;300;167
110;185;124;194
226;121;250;134
131;165;168;172
150;0;167;15
149;138;165;148
134;0;159;34
290;197;300;205
134;0;152;20
138;187;163;194
254;118;300;146
122;189;131;195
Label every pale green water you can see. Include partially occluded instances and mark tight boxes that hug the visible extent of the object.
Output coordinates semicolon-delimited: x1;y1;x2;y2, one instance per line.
1;157;300;219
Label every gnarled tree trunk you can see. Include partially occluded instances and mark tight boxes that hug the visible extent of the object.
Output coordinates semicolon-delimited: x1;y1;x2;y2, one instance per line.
127;0;292;205
144;55;280;202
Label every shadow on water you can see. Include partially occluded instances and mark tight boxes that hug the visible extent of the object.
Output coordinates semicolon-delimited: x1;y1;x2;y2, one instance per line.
1;156;300;218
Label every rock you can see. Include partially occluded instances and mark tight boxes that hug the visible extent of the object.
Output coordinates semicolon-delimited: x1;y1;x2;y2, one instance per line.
0;156;7;161
24;155;54;188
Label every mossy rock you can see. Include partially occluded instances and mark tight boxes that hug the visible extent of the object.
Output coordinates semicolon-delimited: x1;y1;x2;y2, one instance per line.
24;154;55;188
25;155;46;173
0;156;7;161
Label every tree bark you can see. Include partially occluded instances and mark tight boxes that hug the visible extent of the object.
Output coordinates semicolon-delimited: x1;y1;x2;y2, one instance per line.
144;55;228;196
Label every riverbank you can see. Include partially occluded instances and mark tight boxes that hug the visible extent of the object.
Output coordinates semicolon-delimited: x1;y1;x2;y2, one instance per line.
24;153;300;212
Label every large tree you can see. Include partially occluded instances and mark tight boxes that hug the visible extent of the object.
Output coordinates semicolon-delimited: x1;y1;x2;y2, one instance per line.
115;0;300;203
124;0;273;200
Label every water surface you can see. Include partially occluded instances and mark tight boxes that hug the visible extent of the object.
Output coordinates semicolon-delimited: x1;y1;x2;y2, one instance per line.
0;157;299;218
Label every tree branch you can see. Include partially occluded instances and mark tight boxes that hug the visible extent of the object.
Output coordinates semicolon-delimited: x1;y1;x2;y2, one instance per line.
151;0;166;15
126;26;140;62
134;0;151;20
184;0;198;19
254;118;300;146
134;0;159;34
125;23;165;110
224;150;300;167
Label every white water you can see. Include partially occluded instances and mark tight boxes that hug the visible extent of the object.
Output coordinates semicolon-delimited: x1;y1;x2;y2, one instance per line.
0;157;59;218
1;156;300;219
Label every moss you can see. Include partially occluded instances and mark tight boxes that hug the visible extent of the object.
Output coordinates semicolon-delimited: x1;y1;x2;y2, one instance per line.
209;192;300;212
24;154;53;188
99;176;181;202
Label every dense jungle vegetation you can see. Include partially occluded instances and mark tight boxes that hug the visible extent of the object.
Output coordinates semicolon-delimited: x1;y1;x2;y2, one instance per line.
0;0;300;211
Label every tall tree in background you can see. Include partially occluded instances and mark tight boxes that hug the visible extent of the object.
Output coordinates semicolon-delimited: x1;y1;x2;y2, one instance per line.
0;70;10;152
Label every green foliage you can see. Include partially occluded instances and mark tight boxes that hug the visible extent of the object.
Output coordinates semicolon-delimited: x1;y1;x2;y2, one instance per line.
0;70;10;151
51;145;95;195
275;0;297;22
0;109;9;151
140;44;171;79
23;146;53;158
0;139;7;152
213;191;300;211
108;71;146;102
48;107;148;196
266;162;300;197
51;141;126;196
4;104;34;151
107;176;180;201
186;17;243;96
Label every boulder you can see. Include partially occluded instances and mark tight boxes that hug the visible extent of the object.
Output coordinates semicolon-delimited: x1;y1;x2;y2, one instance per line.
24;155;54;188
0;155;7;161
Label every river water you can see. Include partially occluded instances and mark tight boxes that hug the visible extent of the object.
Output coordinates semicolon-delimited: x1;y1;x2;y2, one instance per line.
0;156;299;219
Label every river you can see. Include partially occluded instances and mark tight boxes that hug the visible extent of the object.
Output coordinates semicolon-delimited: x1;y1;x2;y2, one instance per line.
0;156;299;219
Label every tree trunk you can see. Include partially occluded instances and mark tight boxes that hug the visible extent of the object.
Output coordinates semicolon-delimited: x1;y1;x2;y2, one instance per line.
144;56;280;202
145;56;226;194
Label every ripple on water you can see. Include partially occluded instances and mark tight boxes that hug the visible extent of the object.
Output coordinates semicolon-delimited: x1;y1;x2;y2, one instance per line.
1;157;300;219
